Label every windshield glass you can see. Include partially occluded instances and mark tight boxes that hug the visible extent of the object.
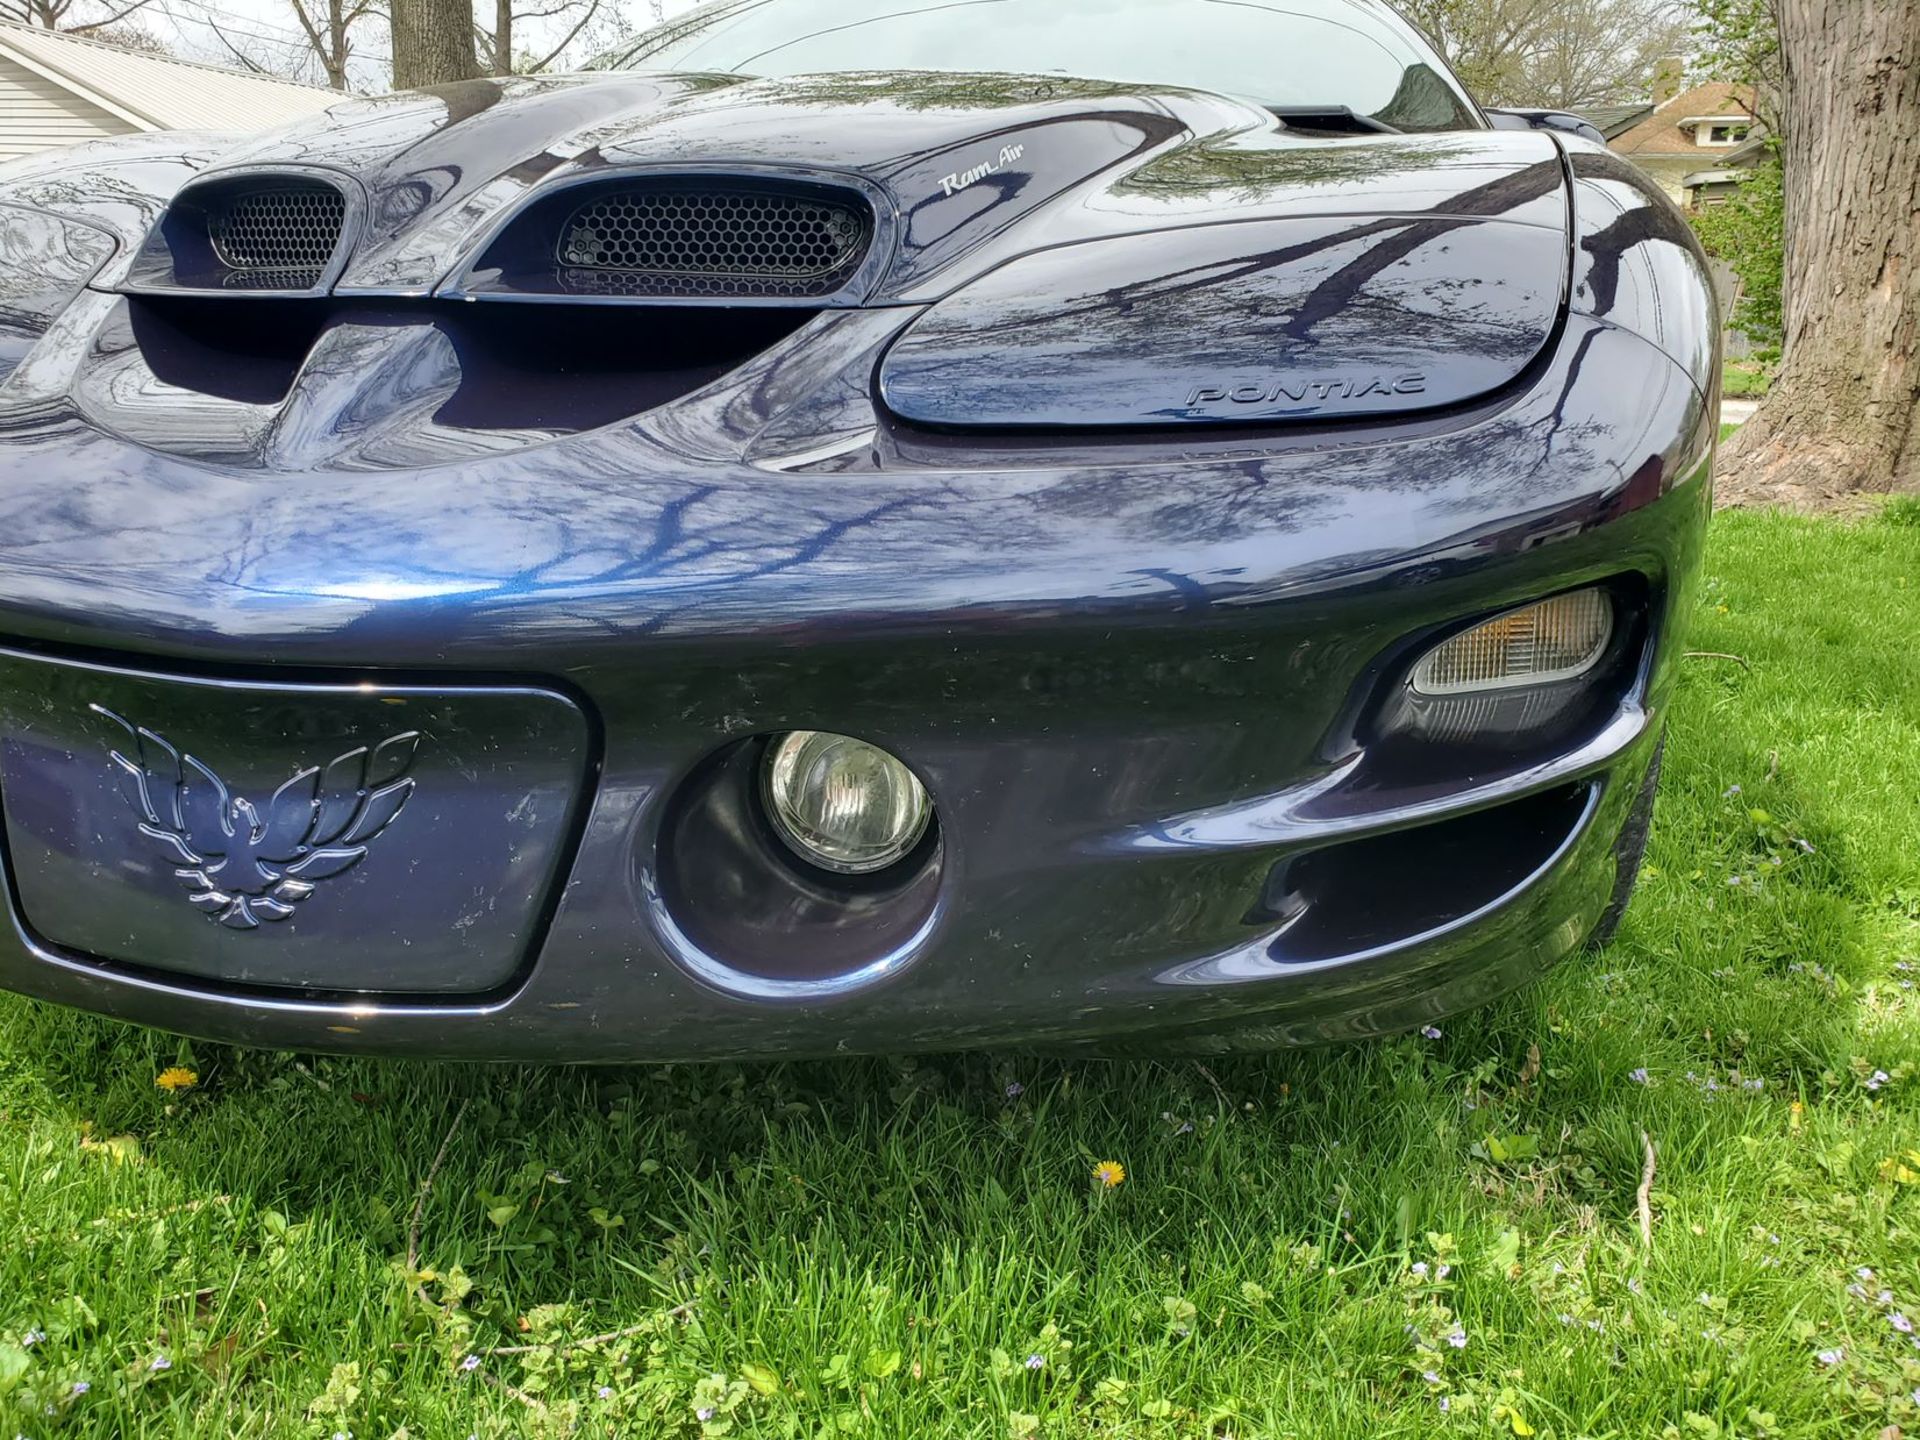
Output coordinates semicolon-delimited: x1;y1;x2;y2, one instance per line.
608;0;1481;132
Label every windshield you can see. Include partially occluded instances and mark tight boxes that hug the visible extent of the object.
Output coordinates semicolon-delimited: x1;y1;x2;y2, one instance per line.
608;0;1481;132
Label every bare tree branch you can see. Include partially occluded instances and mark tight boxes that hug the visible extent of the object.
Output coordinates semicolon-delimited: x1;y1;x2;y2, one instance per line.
62;0;160;33
528;0;599;72
208;21;271;70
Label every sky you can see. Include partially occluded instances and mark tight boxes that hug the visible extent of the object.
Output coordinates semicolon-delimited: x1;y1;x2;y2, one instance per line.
113;0;696;92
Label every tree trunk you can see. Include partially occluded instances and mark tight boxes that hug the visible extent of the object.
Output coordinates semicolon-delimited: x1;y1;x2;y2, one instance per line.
324;0;348;90
492;0;511;74
1720;1;1920;507
390;0;479;89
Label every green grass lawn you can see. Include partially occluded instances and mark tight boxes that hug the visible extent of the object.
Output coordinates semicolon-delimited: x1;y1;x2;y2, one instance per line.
4;507;1920;1438
1722;362;1775;399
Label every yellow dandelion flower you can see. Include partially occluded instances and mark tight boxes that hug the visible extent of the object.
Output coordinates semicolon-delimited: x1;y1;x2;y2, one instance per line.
1092;1160;1126;1189
154;1066;199;1093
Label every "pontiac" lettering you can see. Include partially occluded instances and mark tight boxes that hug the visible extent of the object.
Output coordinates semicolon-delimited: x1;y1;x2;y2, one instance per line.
1186;374;1428;407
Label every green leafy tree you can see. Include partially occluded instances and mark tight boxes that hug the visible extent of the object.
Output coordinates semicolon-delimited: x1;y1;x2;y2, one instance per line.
1690;156;1783;351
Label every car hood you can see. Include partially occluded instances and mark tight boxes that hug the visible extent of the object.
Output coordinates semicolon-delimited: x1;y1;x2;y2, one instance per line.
26;70;1570;304
0;70;1573;461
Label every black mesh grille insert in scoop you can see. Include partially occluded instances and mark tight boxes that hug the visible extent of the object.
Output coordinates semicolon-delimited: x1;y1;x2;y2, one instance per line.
207;181;346;285
557;182;872;299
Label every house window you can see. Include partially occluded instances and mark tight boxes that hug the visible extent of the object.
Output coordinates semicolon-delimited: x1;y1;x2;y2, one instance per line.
1700;122;1750;146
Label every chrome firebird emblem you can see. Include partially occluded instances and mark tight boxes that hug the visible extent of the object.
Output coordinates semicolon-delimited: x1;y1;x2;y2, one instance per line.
93;705;420;930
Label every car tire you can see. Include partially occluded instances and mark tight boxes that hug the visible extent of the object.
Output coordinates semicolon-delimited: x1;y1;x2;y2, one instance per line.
1584;734;1664;951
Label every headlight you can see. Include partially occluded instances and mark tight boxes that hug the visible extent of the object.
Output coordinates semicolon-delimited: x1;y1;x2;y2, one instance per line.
762;730;931;875
1410;589;1613;696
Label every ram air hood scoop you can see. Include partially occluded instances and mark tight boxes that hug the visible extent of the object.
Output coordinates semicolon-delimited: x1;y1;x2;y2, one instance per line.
79;70;1567;312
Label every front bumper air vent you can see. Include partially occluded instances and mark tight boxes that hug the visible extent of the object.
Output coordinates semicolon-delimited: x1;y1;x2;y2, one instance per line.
450;173;881;305
124;171;353;296
207;181;347;288
556;180;873;299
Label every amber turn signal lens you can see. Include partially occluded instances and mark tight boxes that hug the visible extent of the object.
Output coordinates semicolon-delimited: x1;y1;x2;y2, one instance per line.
1409;589;1613;696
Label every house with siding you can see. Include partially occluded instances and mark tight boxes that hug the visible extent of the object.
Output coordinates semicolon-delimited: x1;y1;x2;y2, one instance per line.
1606;79;1762;210
0;21;336;160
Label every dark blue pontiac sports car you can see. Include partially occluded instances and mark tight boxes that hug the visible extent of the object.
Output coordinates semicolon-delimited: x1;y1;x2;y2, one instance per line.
0;0;1714;1058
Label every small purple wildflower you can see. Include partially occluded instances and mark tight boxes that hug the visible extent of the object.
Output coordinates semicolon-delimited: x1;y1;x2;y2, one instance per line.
1436;1263;1452;1280
20;1329;43;1348
598;1387;613;1400
1628;1067;1650;1085
1422;1370;1441;1385
1893;1313;1914;1334
1411;1262;1429;1278
1419;1025;1443;1040
697;1406;716;1423
1816;1348;1844;1366
1438;1396;1451;1413
1859;1267;1877;1281
1867;1070;1891;1092
458;1354;481;1373
1445;1327;1467;1350
1005;1082;1025;1098
1881;1289;1896;1306
1025;1354;1045;1370
148;1355;171;1373
1557;1313;1576;1327
69;1382;88;1397
1723;784;1742;798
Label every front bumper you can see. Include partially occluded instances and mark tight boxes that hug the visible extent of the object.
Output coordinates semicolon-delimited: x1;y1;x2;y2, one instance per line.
0;307;1713;1059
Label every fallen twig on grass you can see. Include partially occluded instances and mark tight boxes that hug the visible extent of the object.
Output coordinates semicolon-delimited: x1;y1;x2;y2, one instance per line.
1683;651;1751;669
1192;1063;1234;1113
408;1097;470;1275
1637;1131;1657;1248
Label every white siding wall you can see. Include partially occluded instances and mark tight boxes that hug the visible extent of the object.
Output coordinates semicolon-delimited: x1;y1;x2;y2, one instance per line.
0;52;128;159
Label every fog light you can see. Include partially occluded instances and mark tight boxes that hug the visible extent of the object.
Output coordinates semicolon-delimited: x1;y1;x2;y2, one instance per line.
1411;589;1612;695
762;730;931;874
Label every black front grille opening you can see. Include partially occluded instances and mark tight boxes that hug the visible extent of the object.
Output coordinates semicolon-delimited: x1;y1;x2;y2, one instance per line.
557;186;870;298
119;294;819;430
207;182;347;287
1267;784;1592;964
430;302;821;431
126;295;331;405
466;177;876;301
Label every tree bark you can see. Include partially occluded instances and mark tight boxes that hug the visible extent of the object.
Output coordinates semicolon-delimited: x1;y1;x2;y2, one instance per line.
390;0;479;89
1720;1;1920;507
